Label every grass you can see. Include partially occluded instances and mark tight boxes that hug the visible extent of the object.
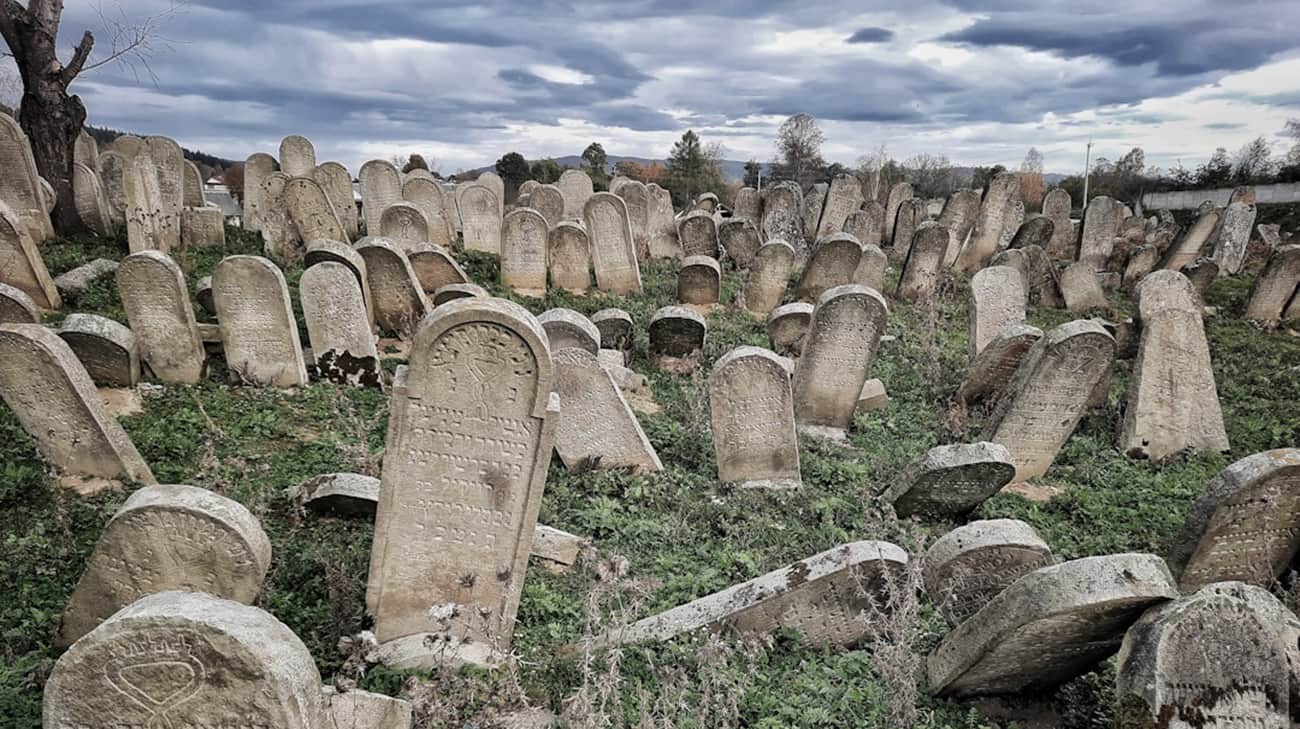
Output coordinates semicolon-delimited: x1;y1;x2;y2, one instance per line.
2;224;1299;728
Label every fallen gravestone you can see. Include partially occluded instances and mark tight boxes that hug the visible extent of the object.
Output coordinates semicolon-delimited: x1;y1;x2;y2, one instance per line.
1212;201;1257;275
432;282;487;306
356;239;430;337
922;519;1053;625
882;442;1017;519
553;347;662;472
1160;209;1219;271
1245;244;1300;324
298;472;381;517
957;324;1043;405
408;244;470;297
0;200;61;309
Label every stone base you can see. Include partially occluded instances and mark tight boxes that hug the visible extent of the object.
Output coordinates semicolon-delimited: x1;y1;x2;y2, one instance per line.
797;424;847;442
375;633;502;669
735;478;802;490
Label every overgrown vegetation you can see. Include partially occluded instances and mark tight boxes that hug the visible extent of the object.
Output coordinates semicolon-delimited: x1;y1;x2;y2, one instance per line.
1;226;1298;728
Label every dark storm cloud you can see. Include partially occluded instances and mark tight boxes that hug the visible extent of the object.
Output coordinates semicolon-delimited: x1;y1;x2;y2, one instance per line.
847;27;895;44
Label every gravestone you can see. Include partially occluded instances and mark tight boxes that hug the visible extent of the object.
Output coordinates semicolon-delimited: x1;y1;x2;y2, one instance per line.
1116;581;1292;729
926;553;1178;697
1180;257;1219;300
432;282;487;306
1120;271;1229;461
606;541;908;648
461;185;503;254
646;183;682;259
817;174;865;238
57;314;139;387
678;255;721;305
144;137;185;253
1160;209;1219;271
957;324;1043;405
718;219;761;268
1060;261;1109;312
548;221;591;293
0;113;55;243
968;266;1026;359
856;378;888;415
591;308;633;363
938;188;981;264
989;248;1028;292
279;134;317;177
801;183;828;242
182;160;205;208
305;240;374;326
284;176;346;243
792;285;889;439
104;134;144;158
709;346;800;488
322;687;414;729
313;161;359;238
530;184;565;229
356;239;430;337
1021;244;1063;307
300;262;381;387
761;181;803;253
891;198;925;264
767;302;813;356
743;240;796;315
360;160;404;235
72;163;113;236
1042;188;1075;260
181;206;225;248
1246;244;1300;323
584;192;642;294
1078;195;1122;269
982;319;1115;480
242;152;276;233
0;201;61;309
500;208;548;297
212;255;308;387
883;182;914;247
1212;201;1257;275
694;192;719;212
999;200;1025;250
401;177;454;247
57;483;271;646
618;181;651;258
0;282;38;323
45;591;328;729
733;187;760;227
649;306;706;367
1168;449;1300;591
923;519;1053;625
796;233;863;302
896;221;948;303
74;130;98;168
882;442;1016;519
379;202;430;248
844;200;885;249
1009;216;1053;250
956;172;1019;273
0;324;155;483
96;151;128;228
296;472;381;517
124;152;170;253
553;347;662;472
475;172;506;216
1122;245;1160;290
854;243;888;292
117;251;206;384
366;298;559;668
679;210;719;259
1257;223;1283;250
557;169;594;220
260;171;305;265
537;308;600;355
408;244;469;296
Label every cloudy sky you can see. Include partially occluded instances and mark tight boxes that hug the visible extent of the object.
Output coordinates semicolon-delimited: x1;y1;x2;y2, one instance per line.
19;0;1300;176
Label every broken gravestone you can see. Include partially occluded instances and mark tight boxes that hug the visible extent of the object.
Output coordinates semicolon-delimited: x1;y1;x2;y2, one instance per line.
300;262;381;387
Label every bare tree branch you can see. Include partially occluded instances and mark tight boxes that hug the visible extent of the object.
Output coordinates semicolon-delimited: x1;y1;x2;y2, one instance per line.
78;0;183;83
61;30;92;84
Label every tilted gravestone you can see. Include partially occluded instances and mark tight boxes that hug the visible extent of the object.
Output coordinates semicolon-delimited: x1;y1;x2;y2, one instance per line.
0;200;61;309
356;238;430;337
982;319;1115;481
679;210;719;259
709;346;800;488
883;442;1017;519
548;221;591;294
938;188;981;264
999;200;1025;250
123;151;170;254
1009;215;1053;250
300;262;381;387
695;192;719;212
0;113;55;243
890;198;926;264
922;519;1053;625
96;151;129;228
1246;244;1300;324
530;184;565;229
1212;200;1258;276
989;248;1028;293
646;183;681;259
1060;261;1110;312
279;134;317;177
57;483;271;647
955;173;1019;273
896;221;949;303
360;159;403;235
883;181;913;248
57;313;139;387
605;541;908;648
313;161;359;238
957;324;1043;405
796;233;863;302
242;152;276;234
403;243;465;295
801;182;828;243
766;302;813;357
553;347;662;473
1078;195;1122;270
212;255;308;387
733;187;760;227
761;182;804;253
743;240;796;315
259;172;304;265
718;219;761;269
1042;188;1075;260
618;180;651;258
1120;270;1229;461
74;130;98;168
181;159;205;208
792;285;888;440
284;176;346;243
501;208;548;297
366;298;559;667
926;553;1178;697
557;169;594;220
678;255;721;305
844;201;885;249
72;162;114;236
1160;209;1219;271
305;239;374;327
1116;581;1293;729
401;176;455;247
591;308;633;363
144;136;185;253
1021;244;1063;307
45;591;328;729
0;324;155;484
584;192;642;295
117;250;206;384
1122;244;1160;291
1168;449;1300;592
378;202;430;248
817;174;865;238
854;243;888;292
0;282;39;324
537;308;600;355
649;306;706;369
431;282;486;306
968;265;1026;359
1181;257;1219;300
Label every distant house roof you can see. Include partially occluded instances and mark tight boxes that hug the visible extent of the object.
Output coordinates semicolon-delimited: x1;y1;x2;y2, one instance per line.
205;175;225;185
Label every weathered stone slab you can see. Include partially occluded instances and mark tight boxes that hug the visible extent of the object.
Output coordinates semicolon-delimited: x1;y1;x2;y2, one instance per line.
969;266;1026;359
733;187;760;227
402;177;454;248
57;313;139;387
694;192;719;212
212;255;308;387
718;219;761;269
956;173;1019;273
0;113;54;243
678;255;721;305
0;324;154;483
883;182;914;247
606;541;908;648
297;472;381;517
891;198;926;264
982;320;1115;480
431;282;486;306
844;201;885;249
0;200;60;309
58;483;271;646
96;151;129;228
801;183;828;242
74;131;98;169
989;248;1028;292
855;378;888;415
957;324;1043;405
1120;270;1229;461
553;347;661;472
501;208;548;297
73;162;114;236
356;239;430;337
649;306;706;367
1078;195;1122;269
284;176;346;245
896;221;948;303
922;519;1053;625
1115;581;1292;729
853;243;888;293
529;184;565;230
1041;188;1075;260
1020;245;1063;308
767;302;813;356
761;182;803;253
1168;449;1300;591
817;174;865;238
1009;215;1053;251
1121;244;1159;291
591;308;633;363
537;308;600;355
144;137;184;253
366;298;559;667
618;180;651;258
927;553;1178;697
743;240;795;315
104;134;145;158
360;160;403;235
305;240;373;326
118;251;207;384
195;279;215;315
1246;244;1300;323
182;160;205;208
999;200;1025;250
322;686;414;729
792;285;888;439
123;151;172;254
646;183;681;259
242;152;276;234
1160;209;1219;271
678;210;719;259
45;591;327;729
584;192;642;294
1212;201;1258;275
279;134;317;177
407;244;469;298
301;262;381;387
796;233;862;302
882;442;1016;519
548;221;591;294
1060;261;1109;312
938;189;981;264
378;202;430;248
181;206;225;248
557;169;594;220
260;171;304;265
709;346;800;488
531;525;587;570
313;161;359;239
0;282;38;323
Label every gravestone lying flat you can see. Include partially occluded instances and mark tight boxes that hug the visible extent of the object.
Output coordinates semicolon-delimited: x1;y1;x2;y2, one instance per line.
57;483;271;647
553;348;662;473
923;519;1053;626
882;442;1016;519
926;553;1178;698
603;541;908;648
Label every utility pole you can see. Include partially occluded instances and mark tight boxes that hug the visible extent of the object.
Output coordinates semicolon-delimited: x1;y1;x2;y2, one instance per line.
1082;138;1094;204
